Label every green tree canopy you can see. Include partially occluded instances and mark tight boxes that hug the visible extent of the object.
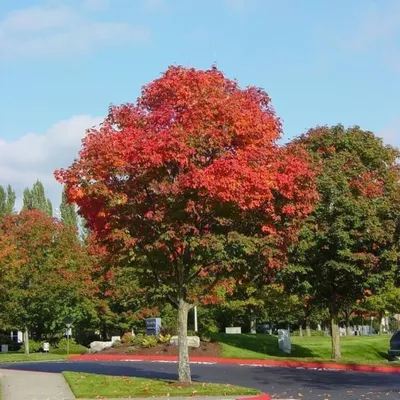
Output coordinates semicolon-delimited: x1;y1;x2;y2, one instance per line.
60;187;78;229
0;184;16;217
289;124;400;359
22;180;53;217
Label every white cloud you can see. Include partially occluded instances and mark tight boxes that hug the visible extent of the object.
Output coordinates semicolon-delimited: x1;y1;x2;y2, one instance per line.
0;4;149;59
345;0;400;71
0;115;102;210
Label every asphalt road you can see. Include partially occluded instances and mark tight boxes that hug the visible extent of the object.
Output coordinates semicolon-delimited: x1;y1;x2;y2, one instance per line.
2;360;400;400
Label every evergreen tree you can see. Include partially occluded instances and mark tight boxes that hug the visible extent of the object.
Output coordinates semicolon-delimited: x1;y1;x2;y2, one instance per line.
22;180;53;217
22;188;33;211
60;188;78;228
5;185;16;215
0;186;6;217
0;184;16;217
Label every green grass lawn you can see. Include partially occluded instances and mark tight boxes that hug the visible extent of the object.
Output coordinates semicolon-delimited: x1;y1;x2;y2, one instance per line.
214;333;395;365
0;353;68;363
63;372;260;398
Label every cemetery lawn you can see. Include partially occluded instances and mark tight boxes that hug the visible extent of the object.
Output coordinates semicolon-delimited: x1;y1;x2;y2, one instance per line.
62;372;260;398
0;353;68;363
214;334;395;365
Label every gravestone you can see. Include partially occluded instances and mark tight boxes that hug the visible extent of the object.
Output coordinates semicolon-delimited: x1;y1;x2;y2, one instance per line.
225;327;241;334
278;329;291;354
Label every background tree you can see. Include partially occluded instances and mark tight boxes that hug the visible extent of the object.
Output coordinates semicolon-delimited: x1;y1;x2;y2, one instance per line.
0;184;16;218
0;210;95;353
60;187;78;229
23;180;53;217
289;124;400;359
363;280;400;333
56;66;317;382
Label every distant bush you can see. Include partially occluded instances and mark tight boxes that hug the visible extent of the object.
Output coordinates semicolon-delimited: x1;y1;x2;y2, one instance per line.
160;325;177;336
132;334;146;346
51;338;88;354
121;332;133;344
19;340;42;353
199;332;211;343
112;340;122;348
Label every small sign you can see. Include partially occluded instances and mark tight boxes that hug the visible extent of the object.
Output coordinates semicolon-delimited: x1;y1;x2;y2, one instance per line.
146;318;161;336
66;328;72;336
43;342;50;352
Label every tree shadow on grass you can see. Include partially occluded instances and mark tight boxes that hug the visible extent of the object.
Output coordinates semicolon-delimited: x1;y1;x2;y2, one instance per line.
214;333;316;358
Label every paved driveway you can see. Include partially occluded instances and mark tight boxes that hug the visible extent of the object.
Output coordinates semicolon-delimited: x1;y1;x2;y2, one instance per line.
2;360;400;399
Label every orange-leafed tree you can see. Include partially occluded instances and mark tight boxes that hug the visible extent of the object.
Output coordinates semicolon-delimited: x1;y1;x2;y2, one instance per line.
56;66;317;382
0;210;96;353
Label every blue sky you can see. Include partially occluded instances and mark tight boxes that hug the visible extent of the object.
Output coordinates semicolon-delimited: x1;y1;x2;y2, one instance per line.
0;0;399;208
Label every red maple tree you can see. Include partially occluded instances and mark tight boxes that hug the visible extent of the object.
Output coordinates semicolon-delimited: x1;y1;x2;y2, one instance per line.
56;66;317;382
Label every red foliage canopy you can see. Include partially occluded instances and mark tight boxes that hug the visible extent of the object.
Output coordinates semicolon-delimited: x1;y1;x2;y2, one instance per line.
55;66;317;302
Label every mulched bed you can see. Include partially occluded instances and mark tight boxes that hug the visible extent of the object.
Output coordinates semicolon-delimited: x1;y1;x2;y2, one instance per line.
100;341;222;358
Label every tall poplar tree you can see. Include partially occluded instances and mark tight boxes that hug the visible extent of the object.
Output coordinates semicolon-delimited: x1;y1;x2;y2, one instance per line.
22;180;53;217
60;187;78;228
0;185;16;218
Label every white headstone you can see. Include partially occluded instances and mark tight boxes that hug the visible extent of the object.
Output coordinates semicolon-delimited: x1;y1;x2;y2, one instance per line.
225;327;241;334
278;329;291;354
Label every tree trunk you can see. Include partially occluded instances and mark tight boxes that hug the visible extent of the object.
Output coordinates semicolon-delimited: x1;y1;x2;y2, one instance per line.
306;320;311;337
178;299;191;383
299;325;303;337
379;311;384;335
330;310;341;360
24;328;30;355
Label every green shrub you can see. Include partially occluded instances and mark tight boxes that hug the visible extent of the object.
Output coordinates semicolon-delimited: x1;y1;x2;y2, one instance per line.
132;334;145;346
19;340;43;353
142;336;158;348
112;340;122;348
187;330;196;336
160;325;177;336
51;338;88;354
121;332;133;344
157;334;171;344
126;346;137;353
199;332;211;343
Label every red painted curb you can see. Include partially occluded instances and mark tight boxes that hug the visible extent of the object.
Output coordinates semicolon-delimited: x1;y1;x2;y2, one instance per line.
243;395;271;400
69;354;400;374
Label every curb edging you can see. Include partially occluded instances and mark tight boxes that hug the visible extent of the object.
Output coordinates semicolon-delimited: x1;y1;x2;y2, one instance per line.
69;354;400;374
